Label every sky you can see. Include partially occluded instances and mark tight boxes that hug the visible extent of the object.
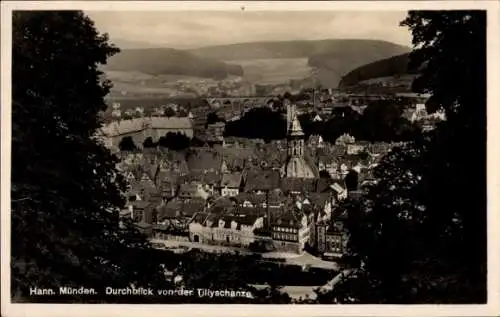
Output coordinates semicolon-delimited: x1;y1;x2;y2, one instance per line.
87;11;412;49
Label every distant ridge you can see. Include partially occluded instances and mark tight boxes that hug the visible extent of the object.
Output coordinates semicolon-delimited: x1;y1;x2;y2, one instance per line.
338;53;422;88
188;39;409;61
105;39;410;87
106;48;243;79
189;39;410;87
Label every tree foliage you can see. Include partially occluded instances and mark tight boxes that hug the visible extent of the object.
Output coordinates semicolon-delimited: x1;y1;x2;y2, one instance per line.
224;107;287;141
157;132;191;151
143;137;156;148
119;136;137;151
322;10;486;304
206;111;225;126
11;11;169;302
298;100;418;143
164;107;176;118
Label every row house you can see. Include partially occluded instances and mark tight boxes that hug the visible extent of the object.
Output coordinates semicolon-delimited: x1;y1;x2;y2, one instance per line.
243;169;281;195
316;210;350;259
177;181;210;201
150;198;206;239
270;209;310;254
233;190;290;210
188;213;265;247
220;172;244;197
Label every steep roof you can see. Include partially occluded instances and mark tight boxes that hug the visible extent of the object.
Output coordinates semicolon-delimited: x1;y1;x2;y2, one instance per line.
281;178;317;194
221;172;243;188
181;199;206;217
244;169;281;192
101;118;144;136
186;149;222;172
271;210;304;229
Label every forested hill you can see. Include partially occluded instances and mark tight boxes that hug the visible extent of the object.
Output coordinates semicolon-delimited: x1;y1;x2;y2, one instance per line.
338;53;422;87
188;39;408;61
106;48;244;79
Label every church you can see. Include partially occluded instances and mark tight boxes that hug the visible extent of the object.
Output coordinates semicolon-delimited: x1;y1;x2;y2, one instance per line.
281;104;317;179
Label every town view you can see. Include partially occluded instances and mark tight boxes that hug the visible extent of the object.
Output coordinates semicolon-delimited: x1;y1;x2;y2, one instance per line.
9;7;487;307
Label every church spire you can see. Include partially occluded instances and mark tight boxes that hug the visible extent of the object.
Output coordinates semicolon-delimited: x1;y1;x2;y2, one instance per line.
289;113;304;137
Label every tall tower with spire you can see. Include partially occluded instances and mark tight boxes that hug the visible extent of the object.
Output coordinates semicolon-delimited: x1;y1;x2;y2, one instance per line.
282;104;315;179
287;110;305;158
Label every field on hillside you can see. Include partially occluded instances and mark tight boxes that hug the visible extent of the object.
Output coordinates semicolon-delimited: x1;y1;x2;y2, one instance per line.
233;58;314;85
106;70;214;97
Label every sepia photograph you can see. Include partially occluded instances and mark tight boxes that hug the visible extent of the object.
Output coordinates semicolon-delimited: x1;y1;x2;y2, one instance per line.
1;1;499;316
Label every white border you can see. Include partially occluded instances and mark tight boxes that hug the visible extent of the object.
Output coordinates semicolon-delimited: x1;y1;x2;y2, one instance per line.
1;1;499;317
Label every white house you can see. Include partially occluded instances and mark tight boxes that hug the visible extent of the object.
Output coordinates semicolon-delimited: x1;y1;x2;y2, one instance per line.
189;213;264;247
220;172;243;197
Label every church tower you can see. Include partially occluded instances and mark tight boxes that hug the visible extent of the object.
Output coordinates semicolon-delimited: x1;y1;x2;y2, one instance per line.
282;104;315;179
287;109;305;158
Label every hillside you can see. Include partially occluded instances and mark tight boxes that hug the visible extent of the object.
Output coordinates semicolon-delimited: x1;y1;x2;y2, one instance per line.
106;48;244;79
189;39;407;61
338;53;422;88
189;39;409;88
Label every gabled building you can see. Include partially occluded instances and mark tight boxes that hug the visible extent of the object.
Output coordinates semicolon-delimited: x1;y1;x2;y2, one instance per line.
270;208;310;254
178;181;210;200
317;209;350;260
243;169;281;194
220;172;243;197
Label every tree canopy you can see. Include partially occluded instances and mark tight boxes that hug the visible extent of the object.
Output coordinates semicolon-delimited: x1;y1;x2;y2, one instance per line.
224;107;287;141
11;11;169;302
119;136;137;151
321;10;486;304
157;132;191;151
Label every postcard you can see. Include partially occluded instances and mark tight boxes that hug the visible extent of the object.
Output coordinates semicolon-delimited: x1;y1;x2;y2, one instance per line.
1;1;499;316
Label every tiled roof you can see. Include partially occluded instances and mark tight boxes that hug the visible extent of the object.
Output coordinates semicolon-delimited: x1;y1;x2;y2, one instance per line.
281;178;317;194
236;214;260;226
244;169;281;192
186;149;222;172
101;118;145;136
235;206;267;217
149;117;193;130
221;172;243;188
307;192;331;207
271;211;303;229
202;171;222;185
211;196;235;210
181;199;206;217
180;171;204;183
315;177;333;193
192;212;209;224
157;200;182;219
156;170;180;184
178;182;207;199
235;193;266;205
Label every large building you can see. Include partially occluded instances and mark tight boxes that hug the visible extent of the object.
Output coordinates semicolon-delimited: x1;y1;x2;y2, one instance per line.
99;117;194;150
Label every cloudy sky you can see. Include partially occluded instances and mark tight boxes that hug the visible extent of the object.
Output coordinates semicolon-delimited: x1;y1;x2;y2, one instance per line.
87;11;412;49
